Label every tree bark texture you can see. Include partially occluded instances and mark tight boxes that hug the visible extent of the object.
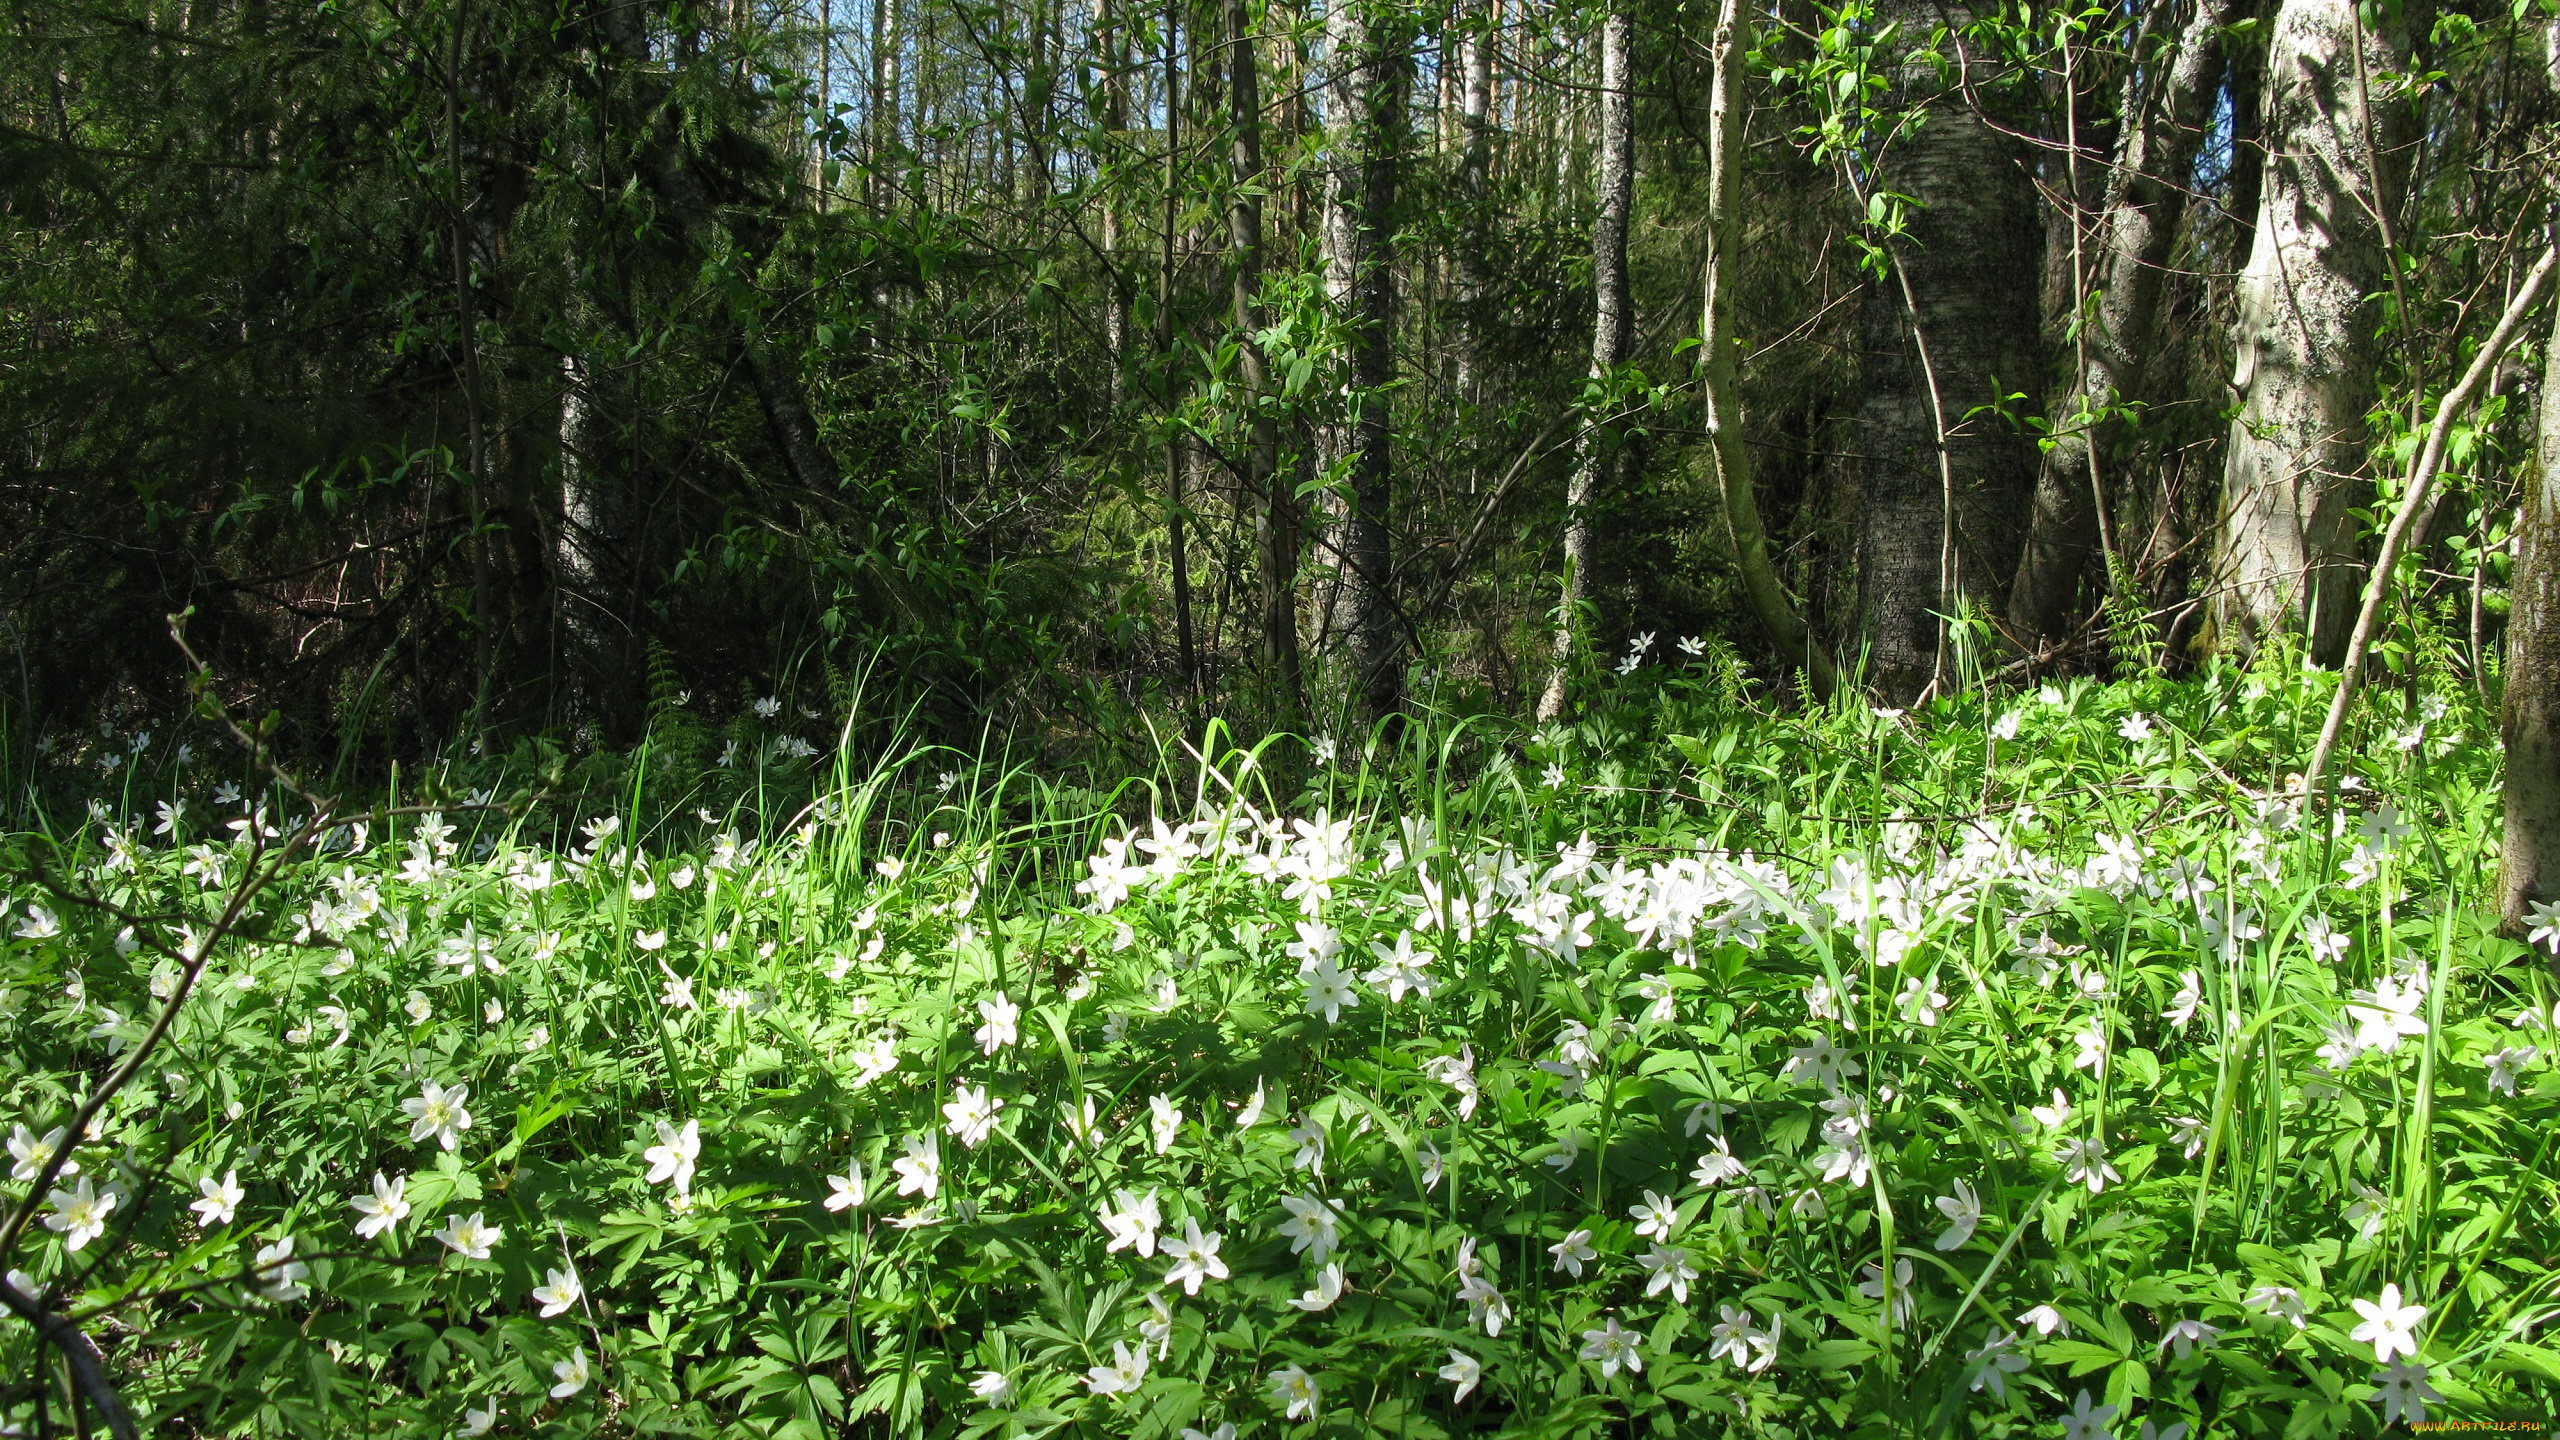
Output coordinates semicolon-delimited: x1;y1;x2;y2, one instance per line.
1228;0;1302;720
1315;0;1406;726
2010;0;2230;645
2213;0;2411;664
1857;3;2044;705
2498;21;2560;936
1535;2;1632;723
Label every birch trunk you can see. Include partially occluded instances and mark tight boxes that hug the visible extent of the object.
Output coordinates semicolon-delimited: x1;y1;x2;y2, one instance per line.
2213;0;2412;663
1535;1;1631;722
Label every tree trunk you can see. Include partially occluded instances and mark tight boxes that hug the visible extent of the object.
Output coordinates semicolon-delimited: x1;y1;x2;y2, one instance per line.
1451;0;1493;405
1535;1;1631;722
2497;20;2560;936
2010;0;2231;645
2213;0;2411;663
1159;0;1194;691
1314;0;1406;725
1699;0;1834;699
1229;0;1302;721
1857;0;2044;705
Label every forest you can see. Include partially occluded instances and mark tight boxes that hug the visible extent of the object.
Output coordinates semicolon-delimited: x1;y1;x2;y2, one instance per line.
5;0;2560;1433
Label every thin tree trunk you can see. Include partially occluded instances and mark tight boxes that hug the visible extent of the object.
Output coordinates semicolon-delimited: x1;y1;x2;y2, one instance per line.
1535;1;1630;722
1699;0;1834;699
1229;0;1302;720
1093;0;1130;395
1857;0;2044;704
2010;0;2231;645
1313;0;1406;725
2213;0;2412;663
1452;0;1492;405
1160;0;1195;691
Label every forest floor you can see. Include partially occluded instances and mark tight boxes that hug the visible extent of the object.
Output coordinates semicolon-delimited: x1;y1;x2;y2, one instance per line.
5;659;2557;1436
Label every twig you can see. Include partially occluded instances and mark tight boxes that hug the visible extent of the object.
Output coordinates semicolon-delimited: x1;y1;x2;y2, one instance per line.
2302;244;2558;794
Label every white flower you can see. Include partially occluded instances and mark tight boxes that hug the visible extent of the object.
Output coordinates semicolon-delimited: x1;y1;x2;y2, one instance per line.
2346;971;2430;1054
2527;900;2560;956
2058;1136;2122;1194
1963;1328;2029;1398
404;991;433;1024
254;1235;309;1302
350;1172;410;1239
1990;710;2022;740
1101;1188;1162;1257
2061;1389;2117;1440
633;929;668;953
891;1135;939;1199
1278;1193;1342;1262
942;1084;1002;1148
2350;1283;2427;1363
1635;1243;1698;1302
433;1211;502;1261
1704;1304;1779;1373
1148;1094;1182;1155
973;992;1019;1055
2029;1088;2073;1130
1084;1340;1149;1396
1300;957;1359;1023
2070;1015;2109;1073
824;1162;867;1213
1362;930;1437;1003
2167;1115;2208;1160
753;696;782;718
2117;713;2153;743
1857;1258;1915;1325
1162;1218;1228;1295
643;1119;701;1196
43;1178;117;1250
2369;1358;2443;1424
2345;1181;2389;1241
15;905;60;940
2162;970;2202;1030
1933;1178;1980;1250
550;1346;590;1399
1691;1136;1750;1188
1579;1314;1643;1378
1288;1262;1345;1312
461;1400;499;1436
1628;1189;1680;1242
1548;1227;1597;1277
1266;1362;1319;1419
1780;1034;1859;1091
2484;1044;2538;1096
1286;1117;1326;1175
402;1080;474;1151
1896;975;1948;1027
9;1124;75;1183
2017;1303;2070;1337
532;1267;582;1317
192;1170;245;1227
1421;1142;1446;1190
2155;1317;2222;1360
969;1370;1016;1409
1234;1079;1268;1129
1438;1347;1482;1401
2242;1284;2306;1329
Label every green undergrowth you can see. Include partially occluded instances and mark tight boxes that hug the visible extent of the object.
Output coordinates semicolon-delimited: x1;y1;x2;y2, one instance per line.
2;655;2555;1437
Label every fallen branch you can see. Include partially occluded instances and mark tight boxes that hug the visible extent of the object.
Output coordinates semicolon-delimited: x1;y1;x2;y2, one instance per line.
2303;244;2559;794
